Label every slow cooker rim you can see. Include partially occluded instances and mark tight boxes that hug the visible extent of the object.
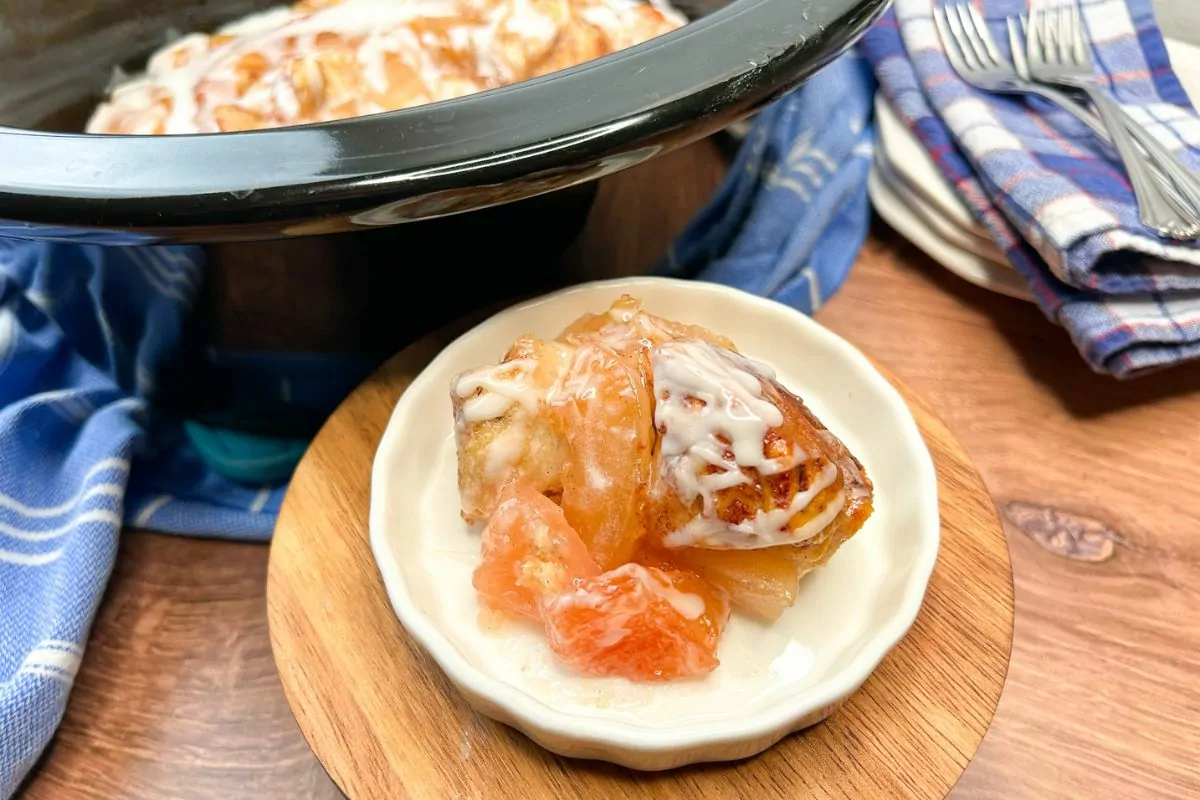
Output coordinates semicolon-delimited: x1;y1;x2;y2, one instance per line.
0;0;888;237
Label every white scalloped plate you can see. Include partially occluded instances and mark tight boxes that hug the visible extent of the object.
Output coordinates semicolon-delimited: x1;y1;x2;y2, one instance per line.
369;277;940;771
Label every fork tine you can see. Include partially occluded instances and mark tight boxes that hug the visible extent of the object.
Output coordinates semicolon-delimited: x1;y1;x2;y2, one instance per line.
1024;2;1038;65
965;3;1004;67
934;4;971;77
1063;1;1078;67
951;2;989;68
1028;0;1049;67
944;2;984;70
1020;10;1039;69
1069;1;1090;68
1007;16;1032;80
1051;1;1067;66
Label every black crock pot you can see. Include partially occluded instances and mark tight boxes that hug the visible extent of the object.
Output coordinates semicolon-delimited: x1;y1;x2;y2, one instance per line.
0;0;886;439
0;0;887;242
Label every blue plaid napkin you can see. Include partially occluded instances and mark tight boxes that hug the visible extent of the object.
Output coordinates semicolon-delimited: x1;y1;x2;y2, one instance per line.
862;0;1200;376
0;241;287;796
662;51;876;314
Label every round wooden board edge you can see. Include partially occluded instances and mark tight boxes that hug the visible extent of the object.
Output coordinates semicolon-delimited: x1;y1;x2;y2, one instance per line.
265;335;1016;799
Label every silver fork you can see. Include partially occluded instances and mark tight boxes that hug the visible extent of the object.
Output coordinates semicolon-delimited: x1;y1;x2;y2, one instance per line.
934;2;1194;240
1025;0;1200;240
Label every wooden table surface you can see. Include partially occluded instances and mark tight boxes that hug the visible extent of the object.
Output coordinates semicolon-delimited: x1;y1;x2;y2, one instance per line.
19;140;1200;799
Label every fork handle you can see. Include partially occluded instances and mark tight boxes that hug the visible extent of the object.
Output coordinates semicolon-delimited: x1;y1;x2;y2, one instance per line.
1078;85;1200;240
1023;84;1110;140
1017;84;1195;242
1081;89;1196;240
1022;83;1198;240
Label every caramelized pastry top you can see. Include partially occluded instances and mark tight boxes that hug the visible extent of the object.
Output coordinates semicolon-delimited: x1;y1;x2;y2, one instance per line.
451;296;874;557
460;298;879;674
650;339;845;549
86;0;685;134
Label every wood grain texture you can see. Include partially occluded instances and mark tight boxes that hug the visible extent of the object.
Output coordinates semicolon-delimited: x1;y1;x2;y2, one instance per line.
816;228;1200;800
18;140;1200;800
265;343;1013;800
18;533;341;800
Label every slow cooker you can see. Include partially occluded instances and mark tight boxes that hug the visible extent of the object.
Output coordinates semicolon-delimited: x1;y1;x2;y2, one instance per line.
0;0;887;240
0;0;887;439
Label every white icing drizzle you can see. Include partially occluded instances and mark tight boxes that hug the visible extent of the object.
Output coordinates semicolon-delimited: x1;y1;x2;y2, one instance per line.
664;463;845;549
453;358;540;422
456;338;625;500
649;573;707;620
653;339;792;500
453;306;854;553
652;339;842;549
86;0;686;134
548;563;706;632
502;0;561;43
550;345;607;404
483;419;531;478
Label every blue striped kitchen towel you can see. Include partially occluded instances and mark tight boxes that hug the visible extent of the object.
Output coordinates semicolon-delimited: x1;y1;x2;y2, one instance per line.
861;0;1200;376
662;51;876;314
0;240;286;797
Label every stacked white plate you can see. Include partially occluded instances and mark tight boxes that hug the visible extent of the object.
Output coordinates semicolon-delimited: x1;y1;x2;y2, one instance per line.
869;34;1200;302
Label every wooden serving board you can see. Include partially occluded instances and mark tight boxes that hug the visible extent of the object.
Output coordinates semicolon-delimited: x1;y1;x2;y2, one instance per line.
266;323;1015;800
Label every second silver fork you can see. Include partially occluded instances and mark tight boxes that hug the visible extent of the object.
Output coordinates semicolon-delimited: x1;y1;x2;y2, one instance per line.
1024;0;1200;240
935;1;1198;240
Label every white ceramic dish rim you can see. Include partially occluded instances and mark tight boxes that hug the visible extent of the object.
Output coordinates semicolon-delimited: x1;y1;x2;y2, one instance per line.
368;276;940;754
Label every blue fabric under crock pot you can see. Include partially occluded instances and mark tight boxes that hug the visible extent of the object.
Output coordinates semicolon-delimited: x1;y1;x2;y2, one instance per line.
661;51;876;314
